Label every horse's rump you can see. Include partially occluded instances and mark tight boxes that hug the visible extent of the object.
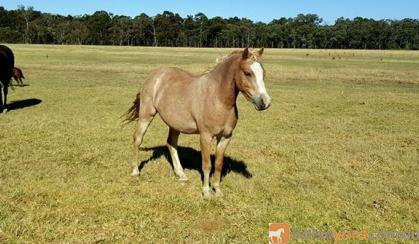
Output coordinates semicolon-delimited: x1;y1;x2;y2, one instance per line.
0;45;14;83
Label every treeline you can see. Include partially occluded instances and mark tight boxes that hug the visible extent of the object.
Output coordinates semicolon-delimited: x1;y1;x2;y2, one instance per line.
1;6;419;49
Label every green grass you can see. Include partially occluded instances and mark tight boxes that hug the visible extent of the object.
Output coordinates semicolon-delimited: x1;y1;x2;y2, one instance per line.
0;45;418;243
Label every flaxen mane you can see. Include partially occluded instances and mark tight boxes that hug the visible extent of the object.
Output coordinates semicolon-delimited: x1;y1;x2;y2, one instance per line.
215;49;262;65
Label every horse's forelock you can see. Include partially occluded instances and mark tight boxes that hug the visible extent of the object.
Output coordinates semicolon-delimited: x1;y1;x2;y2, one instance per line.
215;49;261;66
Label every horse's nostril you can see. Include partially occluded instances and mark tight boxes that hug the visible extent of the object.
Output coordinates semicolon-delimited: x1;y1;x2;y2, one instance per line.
261;96;271;110
260;100;265;108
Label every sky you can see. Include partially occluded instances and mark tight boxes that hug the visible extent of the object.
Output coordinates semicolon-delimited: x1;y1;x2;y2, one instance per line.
1;0;418;24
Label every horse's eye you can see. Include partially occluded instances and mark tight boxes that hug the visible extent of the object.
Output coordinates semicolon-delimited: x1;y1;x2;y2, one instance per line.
244;72;252;77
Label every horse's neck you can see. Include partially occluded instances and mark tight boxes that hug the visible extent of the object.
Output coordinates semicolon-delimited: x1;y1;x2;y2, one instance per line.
208;56;240;107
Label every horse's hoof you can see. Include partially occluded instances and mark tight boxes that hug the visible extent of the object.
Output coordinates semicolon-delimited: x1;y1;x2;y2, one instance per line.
214;190;224;197
131;167;140;177
178;174;188;182
202;188;211;199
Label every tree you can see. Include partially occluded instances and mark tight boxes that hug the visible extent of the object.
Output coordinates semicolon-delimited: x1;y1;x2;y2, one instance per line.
194;13;208;47
0;6;418;49
207;17;225;47
110;15;133;46
17;5;40;43
154;11;183;46
132;13;154;46
86;11;112;45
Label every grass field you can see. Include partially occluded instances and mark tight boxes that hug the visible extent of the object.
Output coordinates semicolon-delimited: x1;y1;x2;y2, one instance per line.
0;45;418;243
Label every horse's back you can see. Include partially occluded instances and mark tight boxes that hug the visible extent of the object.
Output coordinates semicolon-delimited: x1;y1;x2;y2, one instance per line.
150;67;196;84
142;67;198;99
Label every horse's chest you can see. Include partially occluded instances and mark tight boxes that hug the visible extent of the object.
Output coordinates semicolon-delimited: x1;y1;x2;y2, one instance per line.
204;106;238;137
220;119;236;137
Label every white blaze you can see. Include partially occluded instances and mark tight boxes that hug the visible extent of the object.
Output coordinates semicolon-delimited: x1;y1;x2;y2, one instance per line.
250;62;268;95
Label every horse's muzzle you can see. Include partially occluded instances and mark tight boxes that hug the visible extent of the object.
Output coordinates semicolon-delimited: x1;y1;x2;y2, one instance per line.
253;93;271;111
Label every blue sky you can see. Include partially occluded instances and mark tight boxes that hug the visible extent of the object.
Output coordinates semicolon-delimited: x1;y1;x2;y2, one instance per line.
1;0;418;24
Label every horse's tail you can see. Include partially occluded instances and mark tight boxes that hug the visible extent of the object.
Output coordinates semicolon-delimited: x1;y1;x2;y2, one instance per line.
123;92;141;124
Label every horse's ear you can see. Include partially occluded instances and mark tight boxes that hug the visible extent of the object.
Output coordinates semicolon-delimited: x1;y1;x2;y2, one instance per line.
258;48;264;57
242;48;251;59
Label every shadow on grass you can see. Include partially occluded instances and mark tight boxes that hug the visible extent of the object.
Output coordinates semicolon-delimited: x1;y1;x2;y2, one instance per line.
7;98;42;111
137;146;253;181
10;84;30;87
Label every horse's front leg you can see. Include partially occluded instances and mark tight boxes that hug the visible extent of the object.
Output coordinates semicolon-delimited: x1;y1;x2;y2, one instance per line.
3;83;8;112
213;136;231;197
167;128;188;181
200;133;212;198
0;82;5;113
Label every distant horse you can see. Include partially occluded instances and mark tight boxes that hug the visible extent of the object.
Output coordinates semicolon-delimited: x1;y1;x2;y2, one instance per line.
125;48;271;197
0;44;14;113
12;67;25;86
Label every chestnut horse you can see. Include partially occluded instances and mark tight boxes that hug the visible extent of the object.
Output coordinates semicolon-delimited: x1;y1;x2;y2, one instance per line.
12;67;25;86
125;48;271;197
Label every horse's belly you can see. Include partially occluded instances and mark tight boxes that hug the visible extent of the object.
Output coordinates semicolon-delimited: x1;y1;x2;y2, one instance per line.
158;109;198;134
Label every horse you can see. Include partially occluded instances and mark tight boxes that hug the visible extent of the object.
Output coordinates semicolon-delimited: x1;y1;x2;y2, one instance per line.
12;67;25;86
0;44;15;113
125;48;271;197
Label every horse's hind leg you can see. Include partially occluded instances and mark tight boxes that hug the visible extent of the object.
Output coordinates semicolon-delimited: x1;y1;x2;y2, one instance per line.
131;102;156;176
213;136;231;197
167;128;188;181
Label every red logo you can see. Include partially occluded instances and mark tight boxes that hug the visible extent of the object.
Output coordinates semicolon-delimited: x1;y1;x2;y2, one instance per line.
269;223;290;244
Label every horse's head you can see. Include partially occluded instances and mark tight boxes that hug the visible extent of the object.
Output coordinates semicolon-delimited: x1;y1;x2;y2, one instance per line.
234;48;271;111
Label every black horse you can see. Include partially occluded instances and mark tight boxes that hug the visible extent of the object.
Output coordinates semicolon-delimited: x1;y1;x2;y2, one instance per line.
0;45;15;113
